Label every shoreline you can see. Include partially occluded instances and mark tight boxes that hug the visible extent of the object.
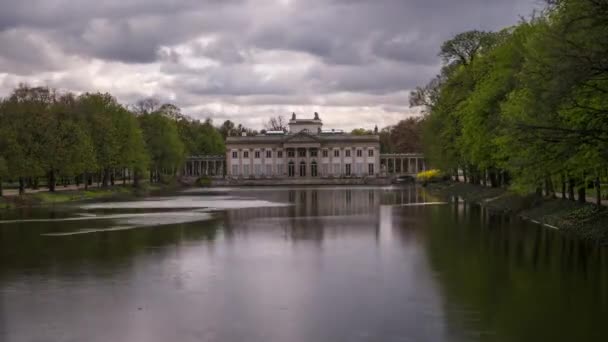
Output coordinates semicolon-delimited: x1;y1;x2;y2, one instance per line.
426;182;608;245
0;183;182;209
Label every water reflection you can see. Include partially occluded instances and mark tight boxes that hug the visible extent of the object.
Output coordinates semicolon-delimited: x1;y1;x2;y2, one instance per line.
0;186;607;342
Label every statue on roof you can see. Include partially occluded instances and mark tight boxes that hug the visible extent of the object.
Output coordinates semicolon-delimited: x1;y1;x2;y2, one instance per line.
292;112;296;120
314;112;320;120
374;125;378;134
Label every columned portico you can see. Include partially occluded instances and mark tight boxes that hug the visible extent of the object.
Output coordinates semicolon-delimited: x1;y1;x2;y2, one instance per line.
183;155;225;178
379;153;426;176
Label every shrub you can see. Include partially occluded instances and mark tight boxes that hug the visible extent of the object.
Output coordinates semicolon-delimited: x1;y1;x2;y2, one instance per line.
196;176;212;187
417;169;443;183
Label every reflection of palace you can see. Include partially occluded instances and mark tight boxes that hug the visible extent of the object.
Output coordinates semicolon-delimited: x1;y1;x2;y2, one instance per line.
222;187;430;243
226;113;381;179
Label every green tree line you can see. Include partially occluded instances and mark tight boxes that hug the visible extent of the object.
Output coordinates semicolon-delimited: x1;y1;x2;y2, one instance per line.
412;0;608;205
0;85;226;195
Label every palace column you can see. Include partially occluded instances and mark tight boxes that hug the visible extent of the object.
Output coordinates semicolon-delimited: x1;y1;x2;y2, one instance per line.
340;147;345;176
415;158;419;173
307;148;312;177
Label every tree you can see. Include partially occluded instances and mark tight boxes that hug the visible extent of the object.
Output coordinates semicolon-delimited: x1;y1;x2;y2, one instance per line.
219;120;237;138
265;116;287;131
0;156;7;197
351;128;372;135
139;112;185;182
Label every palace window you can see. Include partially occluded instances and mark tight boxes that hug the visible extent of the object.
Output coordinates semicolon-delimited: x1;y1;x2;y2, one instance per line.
356;149;362;157
298;149;306;157
254;164;262;176
310;149;318;157
345;164;351;176
243;151;249;158
266;150;272;158
368;149;374;157
277;164;284;175
311;161;318;177
356;163;363;175
334;150;340;157
321;163;328;176
322;150;328;157
368;163;374;175
288;150;295;158
333;163;340;175
265;164;272;176
278;151;283;158
232;151;238;159
345;150;351;157
299;161;307;177
232;165;239;176
243;165;250;177
288;161;295;177
255;151;260;158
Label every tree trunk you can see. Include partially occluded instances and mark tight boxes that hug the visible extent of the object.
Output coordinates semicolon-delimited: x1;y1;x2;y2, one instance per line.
123;168;127;186
578;185;586;204
462;166;467;183
133;169;140;188
561;174;566;199
545;176;555;198
18;177;25;195
150;169;154;184
489;169;498;188
568;178;575;201
595;176;601;207
101;168;109;187
48;170;56;192
0;177;3;197
110;169;115;186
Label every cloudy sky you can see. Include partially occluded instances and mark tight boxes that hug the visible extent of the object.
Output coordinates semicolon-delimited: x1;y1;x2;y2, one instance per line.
0;0;540;130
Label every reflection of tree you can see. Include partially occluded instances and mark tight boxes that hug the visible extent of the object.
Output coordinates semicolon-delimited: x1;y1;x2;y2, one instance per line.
0;217;222;279
422;203;608;341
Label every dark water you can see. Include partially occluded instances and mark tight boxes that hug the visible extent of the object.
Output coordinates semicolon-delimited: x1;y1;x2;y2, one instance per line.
0;186;607;342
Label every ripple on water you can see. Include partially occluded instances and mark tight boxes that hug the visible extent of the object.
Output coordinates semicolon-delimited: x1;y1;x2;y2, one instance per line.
79;196;290;210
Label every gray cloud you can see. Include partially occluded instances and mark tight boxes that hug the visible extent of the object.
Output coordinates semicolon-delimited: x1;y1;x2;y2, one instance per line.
0;0;541;128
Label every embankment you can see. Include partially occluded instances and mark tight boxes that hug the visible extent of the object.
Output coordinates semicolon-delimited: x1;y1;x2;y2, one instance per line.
0;183;179;209
428;182;608;245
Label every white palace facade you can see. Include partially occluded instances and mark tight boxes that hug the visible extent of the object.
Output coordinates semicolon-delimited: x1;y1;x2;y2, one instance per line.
225;113;381;179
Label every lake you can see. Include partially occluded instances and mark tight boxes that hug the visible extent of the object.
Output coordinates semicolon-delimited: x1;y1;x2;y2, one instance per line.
1;186;607;342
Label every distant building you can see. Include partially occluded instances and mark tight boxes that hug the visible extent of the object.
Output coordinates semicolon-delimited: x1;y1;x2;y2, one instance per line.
225;113;380;178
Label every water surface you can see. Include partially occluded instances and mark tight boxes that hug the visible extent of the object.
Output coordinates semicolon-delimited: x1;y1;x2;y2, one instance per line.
1;186;607;342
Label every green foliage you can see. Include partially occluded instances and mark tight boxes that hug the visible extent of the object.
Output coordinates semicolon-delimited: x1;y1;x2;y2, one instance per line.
139;112;185;172
0;85;227;192
196;176;212;187
415;0;608;193
351;128;372;136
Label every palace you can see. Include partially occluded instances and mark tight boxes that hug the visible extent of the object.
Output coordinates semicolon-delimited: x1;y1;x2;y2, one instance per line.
225;113;381;179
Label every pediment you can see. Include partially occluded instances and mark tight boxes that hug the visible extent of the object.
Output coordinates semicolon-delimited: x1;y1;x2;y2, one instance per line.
282;131;320;143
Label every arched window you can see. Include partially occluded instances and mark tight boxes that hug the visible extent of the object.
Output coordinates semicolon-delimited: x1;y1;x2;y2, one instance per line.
311;161;318;177
299;161;306;177
288;161;295;177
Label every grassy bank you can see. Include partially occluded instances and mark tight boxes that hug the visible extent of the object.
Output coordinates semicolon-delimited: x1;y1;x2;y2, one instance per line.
428;182;608;245
0;182;182;209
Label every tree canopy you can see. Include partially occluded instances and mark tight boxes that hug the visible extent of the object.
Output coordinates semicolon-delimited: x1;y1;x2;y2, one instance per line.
414;0;608;202
0;86;230;194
